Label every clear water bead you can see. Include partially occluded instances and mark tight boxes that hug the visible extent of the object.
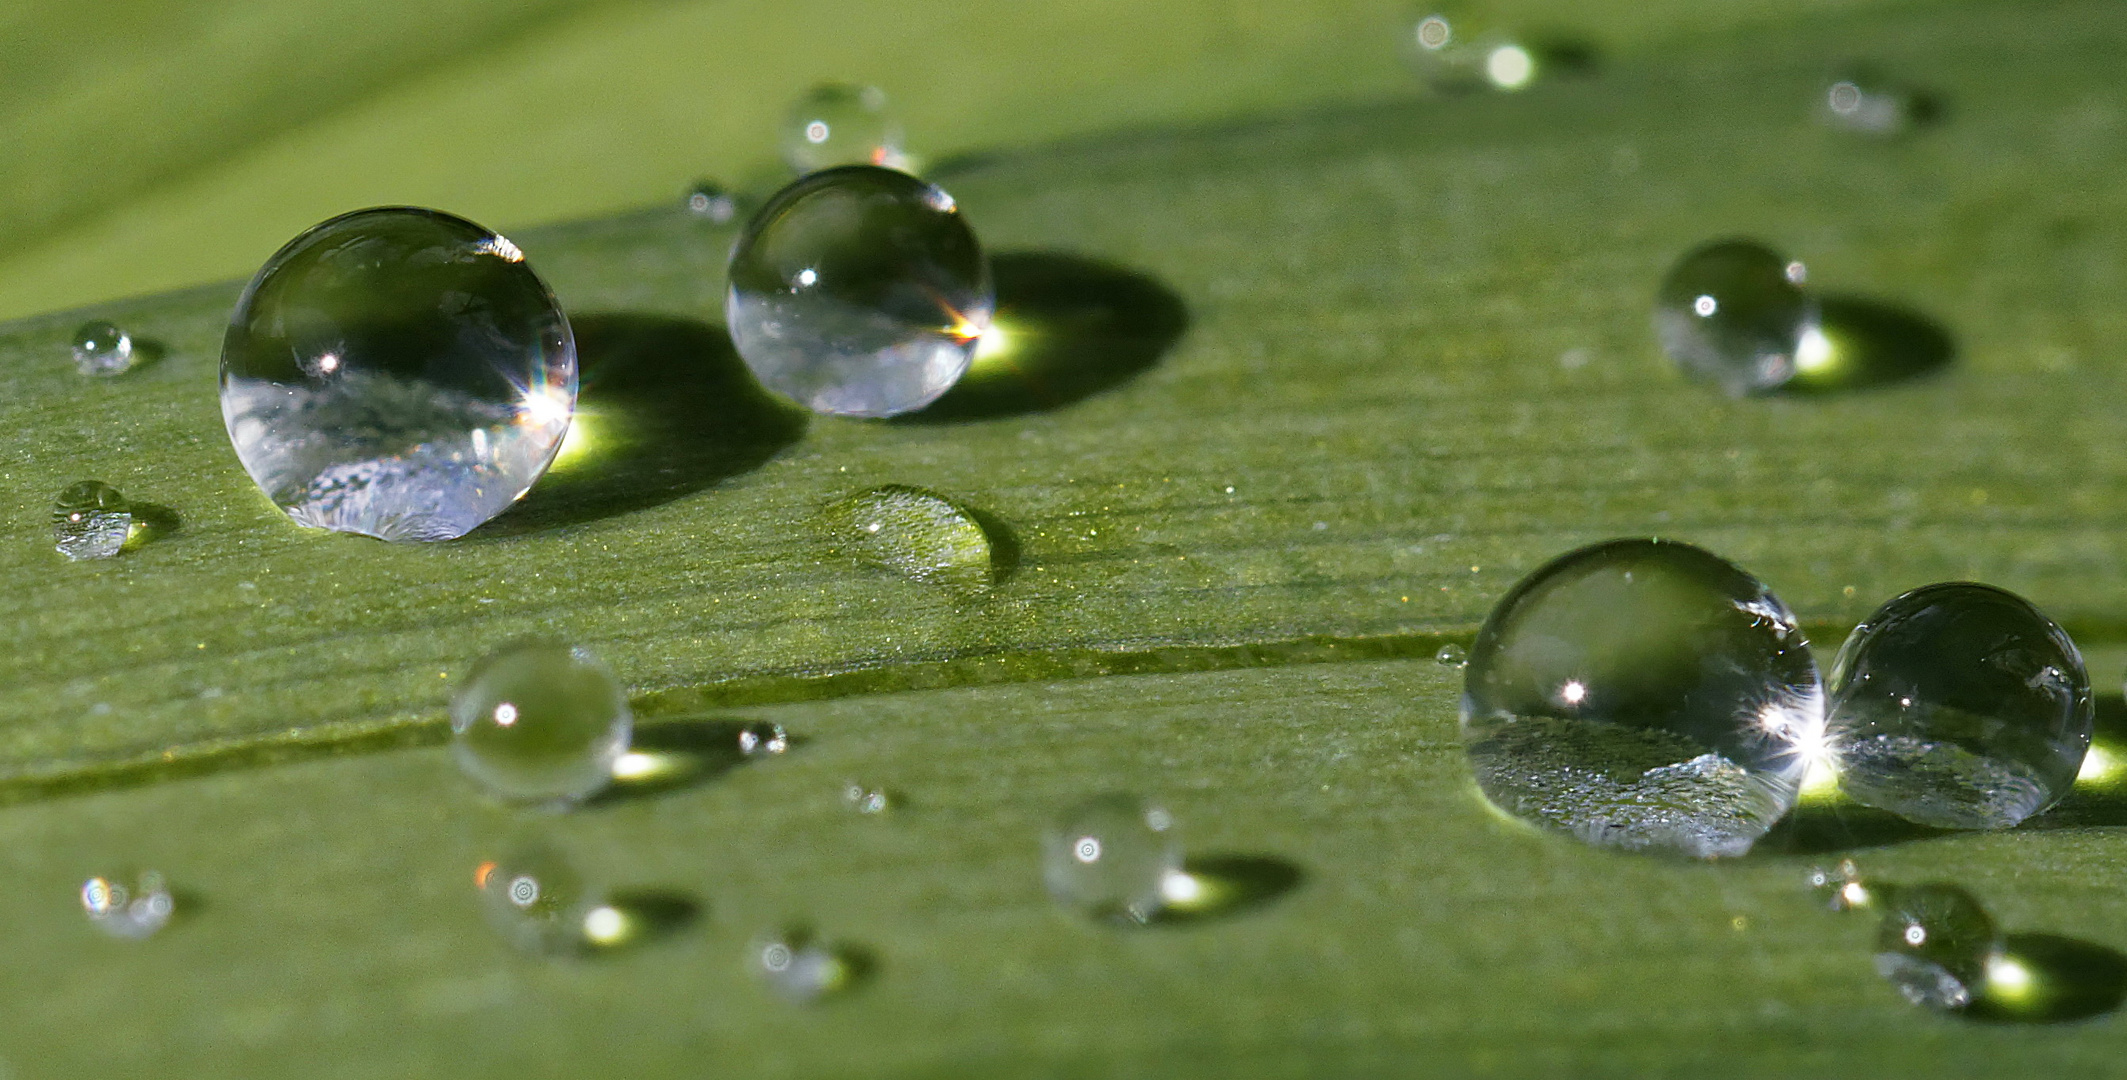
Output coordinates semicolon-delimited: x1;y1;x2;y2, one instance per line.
823;484;996;588
81;871;174;939
1043;794;1182;923
1409;12;1539;92
1806;859;1873;912
1875;883;2001;1011
221;207;576;542
1828;583;2091;829
478;844;602;956
752;929;865;1003
1653;239;1819;396
842;781;891;814
451;639;632;806
52;480;136;560
737;721;789;756
727;165;992;418
685;180;738;223
1435;643;1468;668
1823;75;1938;136
1461;538;1824;858
781;83;904;174
72;320;135;376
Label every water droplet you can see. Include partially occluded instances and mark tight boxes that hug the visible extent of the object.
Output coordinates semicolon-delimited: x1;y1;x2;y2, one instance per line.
822;484;999;588
80;870;175;939
1828;582;2091;829
1822;73;1940;136
52;480;139;560
221;207;577;541
477;844;603;956
727;166;992;417
72;320;135;376
1806;859;1873;911
751;928;871;1002
1875;883;2001;1011
684;179;739;223
1461;538;1824;858
1653;239;1820;396
1408;13;1541;91
450;639;632;806
842;781;891;814
781;83;904;174
737;721;789;756
1043;794;1182;923
1434;643;1468;668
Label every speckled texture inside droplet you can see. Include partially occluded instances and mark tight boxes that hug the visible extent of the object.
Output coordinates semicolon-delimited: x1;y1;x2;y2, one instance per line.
821;484;998;588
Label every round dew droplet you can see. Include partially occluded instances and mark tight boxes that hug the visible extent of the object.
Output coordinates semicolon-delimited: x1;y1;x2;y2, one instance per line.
221;207;577;542
1653;239;1819;396
72;320;135;376
1435;643;1468;668
737;721;789;756
478;844;602;956
822;484;997;588
1408;13;1536;92
1822;77;1933;136
450;639;632;806
80;871;175;939
1828;583;2091;829
842;782;891;814
1043;794;1182;923
727;166;993;418
685;180;738;223
751;930;864;1002
781;83;904;174
52;480;136;560
1461;538;1824;858
1874;883;2001;1011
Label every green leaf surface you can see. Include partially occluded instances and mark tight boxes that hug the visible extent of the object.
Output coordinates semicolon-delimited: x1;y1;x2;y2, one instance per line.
4;0;2127;1072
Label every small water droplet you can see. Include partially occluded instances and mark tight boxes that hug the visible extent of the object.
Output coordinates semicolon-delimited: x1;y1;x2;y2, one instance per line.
1434;643;1468;668
1828;583;2091;829
1875;883;2000;1011
1822;72;1940;136
1653;239;1819;396
842;781;891;814
1043;794;1183;923
476;843;603;956
221;207;577;541
52;481;140;560
750;928;871;1002
450;639;632;806
683;179;739;223
1806;858;1872;911
737;721;789;756
1407;13;1542;92
781;83;905;174
1461;538;1824;858
81;870;174;939
72;320;135;376
822;484;1000;589
728;166;991;417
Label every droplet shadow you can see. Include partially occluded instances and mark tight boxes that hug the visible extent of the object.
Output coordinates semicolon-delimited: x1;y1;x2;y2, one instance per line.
590;717;799;805
898;252;1188;422
2020;694;2127;830
477;314;806;536
1754;799;1950;857
597;889;703;949
126;502;182;548
1967;933;2127;1024
1784;295;1954;394
1152;854;1304;925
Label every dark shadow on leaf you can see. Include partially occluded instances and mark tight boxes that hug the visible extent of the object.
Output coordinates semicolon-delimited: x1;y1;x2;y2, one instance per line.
127;502;181;547
1966;933;2127;1024
1783;295;1954;394
476;314;806;536
1753;799;1949;857
965;506;1022;585
598;889;702;948
1151;854;1304;925
589;717;797;805
898;252;1187;422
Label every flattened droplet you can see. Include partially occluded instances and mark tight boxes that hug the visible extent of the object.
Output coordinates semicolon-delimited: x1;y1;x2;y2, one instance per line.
52;480;138;560
821;484;1001;589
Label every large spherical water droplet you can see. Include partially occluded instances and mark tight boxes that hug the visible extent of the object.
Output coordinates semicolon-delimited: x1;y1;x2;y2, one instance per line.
450;639;632;806
221;207;576;542
726;166;992;418
1828;583;2091;829
781;83;904;174
1653;239;1818;396
1042;794;1182;923
1874;883;2000;1011
1461;538;1824;858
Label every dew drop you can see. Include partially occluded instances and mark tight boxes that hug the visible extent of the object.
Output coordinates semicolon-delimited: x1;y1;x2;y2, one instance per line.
1461;538;1824;858
1828;582;2091;829
781;83;904;174
52;480;139;561
822;484;999;588
1822;73;1939;136
727;166;992;417
71;320;135;376
751;928;870;1002
476;844;603;956
737;721;789;756
221;207;577;542
1653;239;1819;396
1806;858;1873;912
1407;13;1558;92
1434;643;1468;668
1043;794;1182;923
80;870;174;939
450;639;632;806
842;781;891;814
684;179;739;223
1875;883;2001;1011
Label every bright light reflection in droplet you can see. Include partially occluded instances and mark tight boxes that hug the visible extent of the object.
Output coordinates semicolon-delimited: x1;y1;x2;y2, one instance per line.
2077;742;2124;787
973;319;1012;361
583;905;629;945
1485;45;1535;90
518;386;573;428
1693;294;1719;317
1841;881;1872;909
1559;680;1587;705
1160;869;1203;905
1985;951;2037;1002
1794;323;1835;373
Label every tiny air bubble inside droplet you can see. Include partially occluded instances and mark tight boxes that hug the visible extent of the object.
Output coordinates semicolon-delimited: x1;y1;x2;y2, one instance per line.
72;320;135;376
1653;239;1819;396
450;639;632;806
1043;794;1183;923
